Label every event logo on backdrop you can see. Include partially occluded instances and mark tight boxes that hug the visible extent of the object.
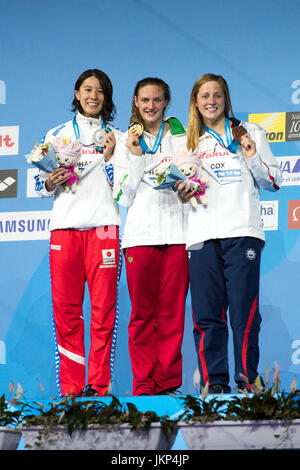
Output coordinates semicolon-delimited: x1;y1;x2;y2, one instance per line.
291;80;300;105
248;112;300;142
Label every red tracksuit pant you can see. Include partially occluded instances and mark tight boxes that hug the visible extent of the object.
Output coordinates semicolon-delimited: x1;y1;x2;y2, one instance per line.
125;245;189;395
49;227;120;396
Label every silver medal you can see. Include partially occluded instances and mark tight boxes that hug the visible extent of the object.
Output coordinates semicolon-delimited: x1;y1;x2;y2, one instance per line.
93;128;106;146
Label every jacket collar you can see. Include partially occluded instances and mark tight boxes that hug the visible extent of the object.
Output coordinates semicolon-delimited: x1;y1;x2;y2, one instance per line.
76;112;104;128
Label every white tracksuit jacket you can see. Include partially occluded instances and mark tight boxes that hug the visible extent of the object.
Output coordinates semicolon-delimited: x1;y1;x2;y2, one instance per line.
113;118;188;249
35;112;122;231
185;121;282;250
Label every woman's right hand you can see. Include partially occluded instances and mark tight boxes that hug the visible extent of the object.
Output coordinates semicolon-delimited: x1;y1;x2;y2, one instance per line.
45;167;70;192
126;132;142;156
175;180;198;204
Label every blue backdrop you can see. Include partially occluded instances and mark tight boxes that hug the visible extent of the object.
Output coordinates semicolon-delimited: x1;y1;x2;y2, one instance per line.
1;0;300;400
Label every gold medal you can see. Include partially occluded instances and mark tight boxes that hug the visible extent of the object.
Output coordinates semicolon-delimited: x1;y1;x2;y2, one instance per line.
128;122;144;137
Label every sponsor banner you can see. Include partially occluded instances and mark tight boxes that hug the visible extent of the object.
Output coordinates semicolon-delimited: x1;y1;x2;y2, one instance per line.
0;126;19;155
27;168;41;197
0;169;17;198
0;211;51;241
260;200;278;231
277;156;300;186
248;112;285;142
285;112;300;141
248;112;300;142
288;200;300;230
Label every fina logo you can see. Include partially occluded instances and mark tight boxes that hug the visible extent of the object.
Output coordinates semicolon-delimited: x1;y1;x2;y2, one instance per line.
0;80;5;105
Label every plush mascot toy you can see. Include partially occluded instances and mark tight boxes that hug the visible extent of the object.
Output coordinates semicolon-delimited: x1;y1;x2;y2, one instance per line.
173;149;207;207
52;137;82;193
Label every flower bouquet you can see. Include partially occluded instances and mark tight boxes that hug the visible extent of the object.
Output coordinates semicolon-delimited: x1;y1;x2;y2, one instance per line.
153;163;182;191
25;142;58;173
154;149;208;207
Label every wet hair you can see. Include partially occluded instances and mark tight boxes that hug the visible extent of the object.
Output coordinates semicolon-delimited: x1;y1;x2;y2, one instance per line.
129;77;170;127
71;69;116;122
187;73;234;151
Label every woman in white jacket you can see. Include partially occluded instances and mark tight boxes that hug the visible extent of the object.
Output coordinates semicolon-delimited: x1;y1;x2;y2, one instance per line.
113;78;189;396
177;73;282;394
36;69;122;397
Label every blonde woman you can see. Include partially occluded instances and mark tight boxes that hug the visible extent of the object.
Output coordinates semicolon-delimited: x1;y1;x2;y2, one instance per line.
178;73;282;394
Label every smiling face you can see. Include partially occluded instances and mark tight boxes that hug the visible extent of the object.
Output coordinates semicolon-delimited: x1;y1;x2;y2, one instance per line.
134;84;168;130
56;154;73;167
74;76;104;118
195;80;225;128
178;163;197;178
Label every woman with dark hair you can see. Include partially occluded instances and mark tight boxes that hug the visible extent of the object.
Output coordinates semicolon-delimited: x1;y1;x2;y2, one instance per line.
177;73;282;394
113;77;189;396
36;69;122;397
71;69;116;122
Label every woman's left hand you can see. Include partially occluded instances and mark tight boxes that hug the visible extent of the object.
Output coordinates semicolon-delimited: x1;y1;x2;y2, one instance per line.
103;131;116;161
240;132;256;159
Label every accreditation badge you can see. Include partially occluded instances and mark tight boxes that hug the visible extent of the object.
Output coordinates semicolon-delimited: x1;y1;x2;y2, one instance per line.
142;156;173;187
205;149;242;185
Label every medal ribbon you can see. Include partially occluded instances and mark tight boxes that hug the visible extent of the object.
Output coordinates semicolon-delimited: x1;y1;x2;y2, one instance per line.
139;121;165;154
204;117;239;153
